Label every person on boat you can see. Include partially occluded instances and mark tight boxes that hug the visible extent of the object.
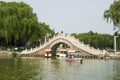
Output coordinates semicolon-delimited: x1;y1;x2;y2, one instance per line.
69;54;72;59
77;54;80;58
80;59;83;64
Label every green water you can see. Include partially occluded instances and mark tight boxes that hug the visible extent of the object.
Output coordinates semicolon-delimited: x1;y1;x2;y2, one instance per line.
0;58;120;80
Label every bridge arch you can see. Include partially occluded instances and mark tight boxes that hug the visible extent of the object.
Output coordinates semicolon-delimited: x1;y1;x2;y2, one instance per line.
21;33;104;57
49;38;73;56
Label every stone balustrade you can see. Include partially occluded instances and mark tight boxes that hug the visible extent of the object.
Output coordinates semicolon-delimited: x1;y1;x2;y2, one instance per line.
21;33;104;56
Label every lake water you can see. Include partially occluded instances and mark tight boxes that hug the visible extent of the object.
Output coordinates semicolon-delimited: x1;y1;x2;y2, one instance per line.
0;57;120;80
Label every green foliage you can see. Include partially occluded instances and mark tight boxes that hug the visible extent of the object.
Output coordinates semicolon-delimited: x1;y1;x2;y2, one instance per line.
0;1;55;48
104;1;120;27
71;31;114;49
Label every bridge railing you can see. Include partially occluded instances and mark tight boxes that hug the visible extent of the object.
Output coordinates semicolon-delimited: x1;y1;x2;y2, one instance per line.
21;33;66;54
21;33;104;55
62;33;103;55
66;34;104;54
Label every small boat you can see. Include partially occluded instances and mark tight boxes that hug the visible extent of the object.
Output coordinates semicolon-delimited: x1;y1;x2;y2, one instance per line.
66;50;83;63
56;53;66;59
44;49;52;58
56;49;67;59
66;56;83;62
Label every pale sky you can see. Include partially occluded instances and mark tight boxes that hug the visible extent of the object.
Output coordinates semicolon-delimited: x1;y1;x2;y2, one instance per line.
1;0;115;34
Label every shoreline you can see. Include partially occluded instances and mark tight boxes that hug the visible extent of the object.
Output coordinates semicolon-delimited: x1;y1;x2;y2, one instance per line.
0;50;12;57
1;50;120;60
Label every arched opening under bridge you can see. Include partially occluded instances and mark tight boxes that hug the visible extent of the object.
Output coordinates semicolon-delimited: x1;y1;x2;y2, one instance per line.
50;42;71;56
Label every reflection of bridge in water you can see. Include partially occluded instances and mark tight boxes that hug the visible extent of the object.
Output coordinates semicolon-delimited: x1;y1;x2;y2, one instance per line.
20;33;105;58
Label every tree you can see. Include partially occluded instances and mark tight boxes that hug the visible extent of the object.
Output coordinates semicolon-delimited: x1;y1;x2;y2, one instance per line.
71;31;114;49
0;1;55;48
104;1;120;28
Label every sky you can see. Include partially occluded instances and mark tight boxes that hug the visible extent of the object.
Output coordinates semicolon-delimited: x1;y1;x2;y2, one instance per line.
1;0;115;34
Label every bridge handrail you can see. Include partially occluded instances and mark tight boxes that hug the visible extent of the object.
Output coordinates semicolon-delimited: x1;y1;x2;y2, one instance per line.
21;33;104;55
65;35;103;55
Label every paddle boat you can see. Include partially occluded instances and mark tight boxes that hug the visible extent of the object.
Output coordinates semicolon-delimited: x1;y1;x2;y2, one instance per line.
56;49;67;59
66;50;83;63
45;49;52;58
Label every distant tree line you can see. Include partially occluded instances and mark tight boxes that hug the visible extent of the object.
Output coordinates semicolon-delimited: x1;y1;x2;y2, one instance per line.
71;31;120;50
0;1;54;49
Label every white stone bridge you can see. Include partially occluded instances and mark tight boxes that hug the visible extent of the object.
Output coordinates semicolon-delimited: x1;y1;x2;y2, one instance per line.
20;33;105;57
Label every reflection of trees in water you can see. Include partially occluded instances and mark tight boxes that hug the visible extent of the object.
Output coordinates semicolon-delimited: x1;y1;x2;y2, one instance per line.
113;60;120;80
0;58;46;80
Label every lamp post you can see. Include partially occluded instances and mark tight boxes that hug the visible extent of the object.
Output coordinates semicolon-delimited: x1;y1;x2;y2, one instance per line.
45;33;50;43
46;33;50;41
37;39;41;47
114;36;118;55
114;31;118;55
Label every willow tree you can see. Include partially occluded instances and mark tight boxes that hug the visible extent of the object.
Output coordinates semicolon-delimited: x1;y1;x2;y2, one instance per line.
0;1;54;47
104;0;120;29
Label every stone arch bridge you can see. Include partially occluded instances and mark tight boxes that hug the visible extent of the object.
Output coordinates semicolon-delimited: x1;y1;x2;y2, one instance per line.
20;33;105;57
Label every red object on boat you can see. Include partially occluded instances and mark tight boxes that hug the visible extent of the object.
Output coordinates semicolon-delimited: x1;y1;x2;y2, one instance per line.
66;58;80;62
